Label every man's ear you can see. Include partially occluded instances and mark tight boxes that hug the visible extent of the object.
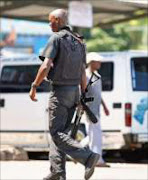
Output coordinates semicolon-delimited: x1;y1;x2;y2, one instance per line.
56;17;60;23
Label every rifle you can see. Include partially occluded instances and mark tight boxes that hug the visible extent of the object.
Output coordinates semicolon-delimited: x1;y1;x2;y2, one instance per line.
70;72;100;139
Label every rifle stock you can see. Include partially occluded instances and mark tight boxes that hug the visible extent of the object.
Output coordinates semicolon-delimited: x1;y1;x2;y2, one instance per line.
70;100;98;139
81;100;98;123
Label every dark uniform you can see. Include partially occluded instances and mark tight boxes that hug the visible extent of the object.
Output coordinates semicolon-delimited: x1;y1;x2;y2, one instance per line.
40;27;96;180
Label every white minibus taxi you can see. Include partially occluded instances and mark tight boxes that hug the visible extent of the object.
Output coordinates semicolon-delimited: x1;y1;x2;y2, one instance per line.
96;50;148;150
0;54;50;150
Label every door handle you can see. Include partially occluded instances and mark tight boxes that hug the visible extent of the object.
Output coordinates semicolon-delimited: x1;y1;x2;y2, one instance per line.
45;108;49;112
113;103;122;108
0;99;5;107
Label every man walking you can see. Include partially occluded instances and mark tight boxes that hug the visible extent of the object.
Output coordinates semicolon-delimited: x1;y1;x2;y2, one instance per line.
29;9;99;180
80;52;110;167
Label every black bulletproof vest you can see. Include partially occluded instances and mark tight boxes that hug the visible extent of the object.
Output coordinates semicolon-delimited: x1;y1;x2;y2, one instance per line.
48;30;86;86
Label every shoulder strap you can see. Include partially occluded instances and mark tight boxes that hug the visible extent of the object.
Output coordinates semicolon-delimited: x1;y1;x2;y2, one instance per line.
93;72;101;79
62;29;84;44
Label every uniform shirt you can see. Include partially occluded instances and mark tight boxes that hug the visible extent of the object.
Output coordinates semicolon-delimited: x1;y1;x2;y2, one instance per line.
39;33;59;61
85;69;102;121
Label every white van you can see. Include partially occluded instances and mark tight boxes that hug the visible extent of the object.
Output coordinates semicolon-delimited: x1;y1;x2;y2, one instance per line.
0;54;50;150
96;50;148;150
0;51;147;151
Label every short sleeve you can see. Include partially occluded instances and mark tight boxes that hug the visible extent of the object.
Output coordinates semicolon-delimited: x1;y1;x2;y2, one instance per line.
83;43;87;67
39;34;59;61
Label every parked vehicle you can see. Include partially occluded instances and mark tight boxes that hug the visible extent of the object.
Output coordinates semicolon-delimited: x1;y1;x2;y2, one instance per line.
0;54;50;150
97;50;148;150
0;51;147;151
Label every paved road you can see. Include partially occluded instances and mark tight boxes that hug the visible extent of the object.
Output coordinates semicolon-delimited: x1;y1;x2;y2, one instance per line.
0;160;148;180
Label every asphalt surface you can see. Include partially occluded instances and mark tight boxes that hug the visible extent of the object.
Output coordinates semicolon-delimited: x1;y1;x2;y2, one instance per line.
0;160;148;180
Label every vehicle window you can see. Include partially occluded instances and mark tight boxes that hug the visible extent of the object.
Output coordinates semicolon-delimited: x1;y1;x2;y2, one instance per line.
131;57;148;91
98;62;114;91
0;65;50;93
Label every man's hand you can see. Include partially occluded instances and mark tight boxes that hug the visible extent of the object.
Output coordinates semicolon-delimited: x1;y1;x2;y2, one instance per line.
29;87;37;101
101;99;110;116
29;57;53;102
104;107;109;116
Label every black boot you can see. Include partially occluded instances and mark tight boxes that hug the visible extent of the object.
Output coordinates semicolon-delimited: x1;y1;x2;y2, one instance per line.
43;172;66;180
84;153;100;180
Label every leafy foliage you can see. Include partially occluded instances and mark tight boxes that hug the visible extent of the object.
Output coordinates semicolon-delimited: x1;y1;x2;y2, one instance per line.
82;18;147;52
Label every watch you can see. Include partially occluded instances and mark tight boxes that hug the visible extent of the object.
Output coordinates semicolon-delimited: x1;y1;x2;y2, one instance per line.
31;82;38;89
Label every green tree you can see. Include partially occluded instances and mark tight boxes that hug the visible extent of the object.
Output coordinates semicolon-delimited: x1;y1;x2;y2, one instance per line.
83;18;147;52
84;27;131;52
